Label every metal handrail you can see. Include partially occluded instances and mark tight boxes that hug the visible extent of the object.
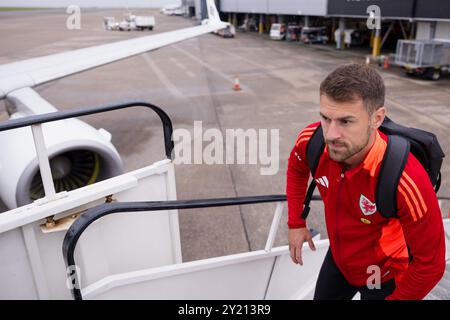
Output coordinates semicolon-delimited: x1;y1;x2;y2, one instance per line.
0;101;174;159
62;194;299;300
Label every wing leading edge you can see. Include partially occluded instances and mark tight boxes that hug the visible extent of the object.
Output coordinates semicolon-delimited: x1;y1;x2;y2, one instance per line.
0;0;227;98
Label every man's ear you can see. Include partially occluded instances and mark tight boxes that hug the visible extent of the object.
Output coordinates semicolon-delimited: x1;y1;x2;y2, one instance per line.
371;107;386;129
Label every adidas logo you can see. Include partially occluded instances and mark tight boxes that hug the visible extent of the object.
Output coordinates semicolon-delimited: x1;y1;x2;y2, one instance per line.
315;176;329;188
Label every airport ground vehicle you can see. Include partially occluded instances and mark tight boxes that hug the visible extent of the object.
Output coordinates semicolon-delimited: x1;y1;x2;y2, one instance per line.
347;29;367;46
103;17;118;30
119;14;155;31
104;14;155;31
394;39;450;80
300;27;329;44
270;23;286;40
134;15;155;30
214;24;235;38
160;5;185;16
237;17;258;32
286;24;301;42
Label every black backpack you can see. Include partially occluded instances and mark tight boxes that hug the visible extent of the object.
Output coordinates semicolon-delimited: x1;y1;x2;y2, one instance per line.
300;116;445;220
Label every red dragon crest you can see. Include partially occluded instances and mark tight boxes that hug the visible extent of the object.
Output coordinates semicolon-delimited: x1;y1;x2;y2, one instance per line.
359;195;377;216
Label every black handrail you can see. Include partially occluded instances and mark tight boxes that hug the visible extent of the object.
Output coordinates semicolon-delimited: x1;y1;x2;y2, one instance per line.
62;194;312;300
61;190;450;300
0;101;174;159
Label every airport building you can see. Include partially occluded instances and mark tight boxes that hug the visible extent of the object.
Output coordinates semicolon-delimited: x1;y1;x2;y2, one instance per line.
193;0;450;57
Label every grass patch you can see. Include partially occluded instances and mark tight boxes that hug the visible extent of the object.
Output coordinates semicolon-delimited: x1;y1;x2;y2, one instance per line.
0;7;48;11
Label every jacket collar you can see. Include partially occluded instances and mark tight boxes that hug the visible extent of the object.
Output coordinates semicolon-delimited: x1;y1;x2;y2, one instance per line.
325;130;387;179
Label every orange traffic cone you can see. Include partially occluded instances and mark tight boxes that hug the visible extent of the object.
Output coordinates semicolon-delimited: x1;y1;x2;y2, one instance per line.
233;76;242;91
383;56;389;69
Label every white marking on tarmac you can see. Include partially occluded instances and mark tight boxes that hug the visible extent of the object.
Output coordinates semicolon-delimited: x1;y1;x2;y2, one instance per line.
210;46;272;69
142;53;183;98
173;44;254;93
169;57;195;78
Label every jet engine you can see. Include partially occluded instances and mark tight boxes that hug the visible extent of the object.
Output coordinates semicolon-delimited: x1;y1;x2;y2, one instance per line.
0;112;123;209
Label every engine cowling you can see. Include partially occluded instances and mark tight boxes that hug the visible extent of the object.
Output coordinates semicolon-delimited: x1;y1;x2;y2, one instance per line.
0;112;123;209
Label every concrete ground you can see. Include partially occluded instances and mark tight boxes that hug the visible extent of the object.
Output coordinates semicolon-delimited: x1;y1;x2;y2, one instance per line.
0;9;449;262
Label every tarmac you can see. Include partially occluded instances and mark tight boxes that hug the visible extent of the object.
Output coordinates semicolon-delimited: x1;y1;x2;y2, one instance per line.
0;8;449;262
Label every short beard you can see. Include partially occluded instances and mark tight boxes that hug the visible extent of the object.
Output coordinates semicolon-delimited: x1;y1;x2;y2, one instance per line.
327;127;371;163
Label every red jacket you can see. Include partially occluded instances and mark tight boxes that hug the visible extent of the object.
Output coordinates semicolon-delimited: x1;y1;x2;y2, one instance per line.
286;122;446;300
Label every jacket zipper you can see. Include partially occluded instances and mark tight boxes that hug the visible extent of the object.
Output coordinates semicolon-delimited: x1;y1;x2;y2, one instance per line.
334;170;345;270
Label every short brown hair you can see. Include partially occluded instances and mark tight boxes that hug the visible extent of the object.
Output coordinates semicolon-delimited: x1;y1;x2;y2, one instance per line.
319;64;385;115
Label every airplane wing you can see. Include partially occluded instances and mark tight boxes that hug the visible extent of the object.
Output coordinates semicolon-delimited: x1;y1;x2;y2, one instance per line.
0;0;227;99
0;0;227;209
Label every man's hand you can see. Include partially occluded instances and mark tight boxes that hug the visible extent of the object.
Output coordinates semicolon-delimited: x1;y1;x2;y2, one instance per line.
288;227;316;265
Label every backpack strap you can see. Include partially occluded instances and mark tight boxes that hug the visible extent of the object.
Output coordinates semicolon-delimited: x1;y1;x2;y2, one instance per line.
301;126;325;220
435;172;442;193
376;135;410;218
306;126;324;176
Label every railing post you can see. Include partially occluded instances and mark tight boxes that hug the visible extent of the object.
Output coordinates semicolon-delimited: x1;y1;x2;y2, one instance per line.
31;124;55;197
31;124;58;227
264;202;284;252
